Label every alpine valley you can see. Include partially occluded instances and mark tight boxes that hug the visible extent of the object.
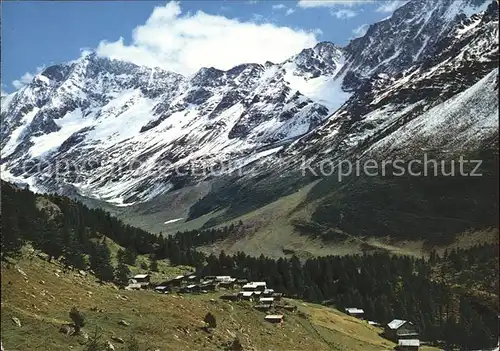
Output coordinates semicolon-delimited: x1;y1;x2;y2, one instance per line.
1;0;498;258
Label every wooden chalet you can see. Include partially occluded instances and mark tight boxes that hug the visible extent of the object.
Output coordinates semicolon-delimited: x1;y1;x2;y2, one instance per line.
344;307;365;319
271;292;283;301
384;320;419;341
165;275;185;287
242;282;267;292
265;314;284;323
200;282;217;291
132;274;151;286
220;294;240;301
154;286;169;293
239;291;255;300
259;297;274;304
262;289;275;297
180;284;200;293
397;339;420;351
253;282;267;291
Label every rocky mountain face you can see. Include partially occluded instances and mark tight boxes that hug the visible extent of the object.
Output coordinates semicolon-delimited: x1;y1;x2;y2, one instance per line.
1;0;497;210
340;0;492;90
186;1;499;227
285;1;498;164
1;41;344;205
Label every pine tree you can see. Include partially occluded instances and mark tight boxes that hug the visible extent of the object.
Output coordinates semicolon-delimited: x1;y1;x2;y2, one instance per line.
150;258;159;272
37;219;64;262
290;256;305;297
364;297;376;321
117;249;126;264
374;296;393;323
123;246;137;265
115;262;131;287
62;229;86;270
469;314;494;349
89;242;114;282
443;316;457;348
304;286;319;302
0;198;24;260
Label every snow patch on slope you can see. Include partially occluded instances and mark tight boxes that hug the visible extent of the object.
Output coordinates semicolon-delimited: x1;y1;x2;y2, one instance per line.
1;92;16;112
283;61;351;112
86;90;156;144
3;107;40;158
30;108;89;157
164;218;184;224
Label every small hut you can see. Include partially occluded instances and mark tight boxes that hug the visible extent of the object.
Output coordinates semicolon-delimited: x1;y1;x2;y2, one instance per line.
265;314;284;323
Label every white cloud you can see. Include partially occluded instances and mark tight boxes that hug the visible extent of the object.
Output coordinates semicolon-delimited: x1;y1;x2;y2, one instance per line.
331;9;357;18
13;66;46;90
12;72;35;90
272;4;287;10
312;28;324;36
96;1;318;75
376;0;407;13
272;3;296;15
11;65;45;90
298;0;372;8
272;4;295;15
352;23;369;38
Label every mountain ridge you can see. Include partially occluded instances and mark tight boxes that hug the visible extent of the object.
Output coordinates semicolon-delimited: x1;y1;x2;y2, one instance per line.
1;0;497;210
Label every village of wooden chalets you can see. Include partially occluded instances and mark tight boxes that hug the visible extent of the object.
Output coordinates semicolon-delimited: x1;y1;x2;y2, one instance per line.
127;272;422;351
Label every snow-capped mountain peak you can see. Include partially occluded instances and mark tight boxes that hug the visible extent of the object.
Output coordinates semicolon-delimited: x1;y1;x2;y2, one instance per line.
1;41;349;204
286;41;344;79
340;0;493;90
1;0;497;207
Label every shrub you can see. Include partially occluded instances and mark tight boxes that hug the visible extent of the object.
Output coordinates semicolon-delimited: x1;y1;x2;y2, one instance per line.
204;312;217;329
228;337;243;351
150;259;159;272
69;307;85;334
85;327;105;351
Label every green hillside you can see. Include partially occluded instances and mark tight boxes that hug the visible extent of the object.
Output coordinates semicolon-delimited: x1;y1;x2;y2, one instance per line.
1;181;497;350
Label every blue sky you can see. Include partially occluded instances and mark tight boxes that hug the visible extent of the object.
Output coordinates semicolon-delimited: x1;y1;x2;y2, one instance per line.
1;1;405;94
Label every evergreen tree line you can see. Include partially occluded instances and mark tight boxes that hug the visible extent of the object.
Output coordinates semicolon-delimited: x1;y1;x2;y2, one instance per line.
430;244;499;273
1;181;497;348
428;244;499;298
0;181;234;280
